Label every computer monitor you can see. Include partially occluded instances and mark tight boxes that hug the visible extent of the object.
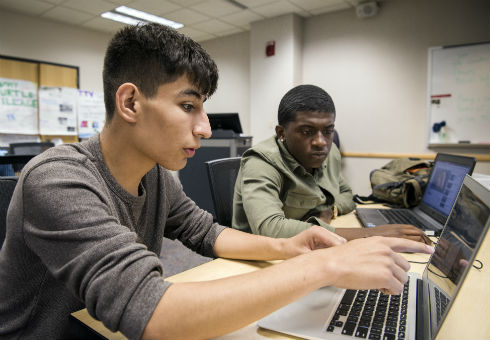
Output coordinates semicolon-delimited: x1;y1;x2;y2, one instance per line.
208;113;243;134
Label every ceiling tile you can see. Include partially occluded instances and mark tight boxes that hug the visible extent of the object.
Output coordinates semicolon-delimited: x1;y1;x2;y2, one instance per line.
62;0;115;15
215;27;244;36
345;0;363;6
251;1;303;18
106;0;133;5
168;0;205;6
179;26;216;41
41;6;94;24
310;1;351;15
178;25;205;36
288;0;346;12
234;0;278;8
192;0;243;17
0;0;53;15
220;9;264;26
0;0;353;40
164;8;210;25
126;0;181;15
42;0;71;4
82;16;127;33
190;18;237;34
194;33;217;42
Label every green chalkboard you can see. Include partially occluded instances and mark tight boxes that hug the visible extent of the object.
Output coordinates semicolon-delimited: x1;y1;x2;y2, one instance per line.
427;42;490;146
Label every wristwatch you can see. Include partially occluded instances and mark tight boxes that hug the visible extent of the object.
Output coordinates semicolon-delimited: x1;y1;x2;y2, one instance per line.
332;204;338;219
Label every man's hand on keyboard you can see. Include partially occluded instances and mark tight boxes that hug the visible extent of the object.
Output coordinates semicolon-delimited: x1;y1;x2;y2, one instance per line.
322;236;434;295
364;224;433;245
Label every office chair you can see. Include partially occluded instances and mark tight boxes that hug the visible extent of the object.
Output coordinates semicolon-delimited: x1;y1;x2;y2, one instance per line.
8;142;55;173
0;176;18;249
205;157;242;226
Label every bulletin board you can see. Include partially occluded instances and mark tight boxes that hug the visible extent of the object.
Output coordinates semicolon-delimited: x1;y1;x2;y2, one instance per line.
0;55;80;144
427;42;490;147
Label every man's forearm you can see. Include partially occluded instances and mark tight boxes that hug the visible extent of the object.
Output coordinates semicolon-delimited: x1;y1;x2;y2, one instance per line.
142;250;327;339
212;227;288;260
142;236;433;340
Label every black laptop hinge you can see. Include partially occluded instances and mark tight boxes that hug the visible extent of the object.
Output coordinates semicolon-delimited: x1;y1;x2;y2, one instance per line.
415;278;425;340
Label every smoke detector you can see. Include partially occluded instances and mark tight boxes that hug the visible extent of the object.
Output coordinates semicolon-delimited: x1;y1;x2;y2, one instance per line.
356;1;379;19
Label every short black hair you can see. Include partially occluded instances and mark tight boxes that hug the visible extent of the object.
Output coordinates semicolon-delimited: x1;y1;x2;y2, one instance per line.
277;84;335;126
103;23;219;122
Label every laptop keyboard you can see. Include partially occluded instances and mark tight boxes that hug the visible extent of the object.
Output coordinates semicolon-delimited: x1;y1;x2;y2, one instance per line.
378;209;427;230
326;279;409;340
434;287;449;324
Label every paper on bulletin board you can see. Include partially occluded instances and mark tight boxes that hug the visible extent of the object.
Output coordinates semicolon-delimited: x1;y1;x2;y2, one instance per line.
39;86;78;135
77;90;105;138
0;77;39;134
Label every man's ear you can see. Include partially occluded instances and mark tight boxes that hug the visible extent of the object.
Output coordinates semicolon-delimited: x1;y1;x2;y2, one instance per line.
275;125;285;139
115;83;139;124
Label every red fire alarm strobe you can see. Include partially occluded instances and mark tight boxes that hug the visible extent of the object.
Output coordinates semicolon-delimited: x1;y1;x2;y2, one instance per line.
266;41;275;57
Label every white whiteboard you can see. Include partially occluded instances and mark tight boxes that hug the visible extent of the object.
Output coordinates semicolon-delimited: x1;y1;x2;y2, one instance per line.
427;42;490;146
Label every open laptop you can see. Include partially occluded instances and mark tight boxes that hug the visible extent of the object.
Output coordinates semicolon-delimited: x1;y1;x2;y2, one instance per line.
356;153;476;236
258;175;490;340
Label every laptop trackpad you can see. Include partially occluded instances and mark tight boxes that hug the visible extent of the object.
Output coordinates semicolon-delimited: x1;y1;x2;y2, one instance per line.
356;208;388;227
258;286;344;339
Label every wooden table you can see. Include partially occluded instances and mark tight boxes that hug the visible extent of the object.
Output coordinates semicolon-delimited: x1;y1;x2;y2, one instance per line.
72;207;489;339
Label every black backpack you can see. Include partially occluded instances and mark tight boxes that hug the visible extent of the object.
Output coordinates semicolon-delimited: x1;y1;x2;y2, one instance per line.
354;158;433;208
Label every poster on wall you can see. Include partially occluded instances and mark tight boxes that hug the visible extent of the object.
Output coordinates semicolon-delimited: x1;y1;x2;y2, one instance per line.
77;90;105;138
38;86;78;135
0;77;39;134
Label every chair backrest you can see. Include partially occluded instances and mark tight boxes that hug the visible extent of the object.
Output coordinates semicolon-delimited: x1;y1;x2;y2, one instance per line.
205;157;242;226
0;176;18;249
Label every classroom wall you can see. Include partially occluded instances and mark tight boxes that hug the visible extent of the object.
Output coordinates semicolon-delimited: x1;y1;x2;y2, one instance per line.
302;0;490;194
1;1;489;195
204;0;490;195
0;10;110;91
249;14;303;142
199;32;251;134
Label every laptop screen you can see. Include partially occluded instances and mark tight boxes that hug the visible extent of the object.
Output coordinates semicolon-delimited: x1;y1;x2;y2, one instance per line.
421;160;471;218
424;176;490;336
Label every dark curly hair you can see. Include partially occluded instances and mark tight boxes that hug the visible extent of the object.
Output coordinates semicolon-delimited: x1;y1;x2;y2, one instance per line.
103;23;219;122
278;84;335;126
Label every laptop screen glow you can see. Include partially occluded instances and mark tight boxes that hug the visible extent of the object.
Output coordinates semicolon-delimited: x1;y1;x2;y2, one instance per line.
421;161;471;218
424;178;490;336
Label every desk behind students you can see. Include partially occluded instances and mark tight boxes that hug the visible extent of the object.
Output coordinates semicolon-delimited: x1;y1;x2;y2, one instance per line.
71;206;489;340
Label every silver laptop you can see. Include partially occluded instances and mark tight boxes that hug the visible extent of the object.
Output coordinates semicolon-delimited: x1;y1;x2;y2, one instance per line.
258;175;490;340
356;153;476;236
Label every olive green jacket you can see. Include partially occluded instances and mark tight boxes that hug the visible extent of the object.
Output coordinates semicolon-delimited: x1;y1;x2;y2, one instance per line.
232;136;355;238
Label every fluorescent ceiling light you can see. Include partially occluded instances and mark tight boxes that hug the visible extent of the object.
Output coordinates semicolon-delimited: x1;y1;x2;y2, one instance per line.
101;12;145;26
114;6;184;29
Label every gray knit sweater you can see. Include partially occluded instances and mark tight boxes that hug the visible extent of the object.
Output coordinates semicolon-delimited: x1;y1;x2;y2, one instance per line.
0;135;225;340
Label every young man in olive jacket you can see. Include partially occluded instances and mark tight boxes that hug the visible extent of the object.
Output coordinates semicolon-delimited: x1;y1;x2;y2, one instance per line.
233;85;430;244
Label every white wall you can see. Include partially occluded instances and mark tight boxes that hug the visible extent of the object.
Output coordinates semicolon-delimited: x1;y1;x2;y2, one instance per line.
249;14;303;144
200;32;251;134
0;10;111;91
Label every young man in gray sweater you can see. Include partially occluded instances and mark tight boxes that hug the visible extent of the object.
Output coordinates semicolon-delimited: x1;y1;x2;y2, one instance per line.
0;23;433;340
